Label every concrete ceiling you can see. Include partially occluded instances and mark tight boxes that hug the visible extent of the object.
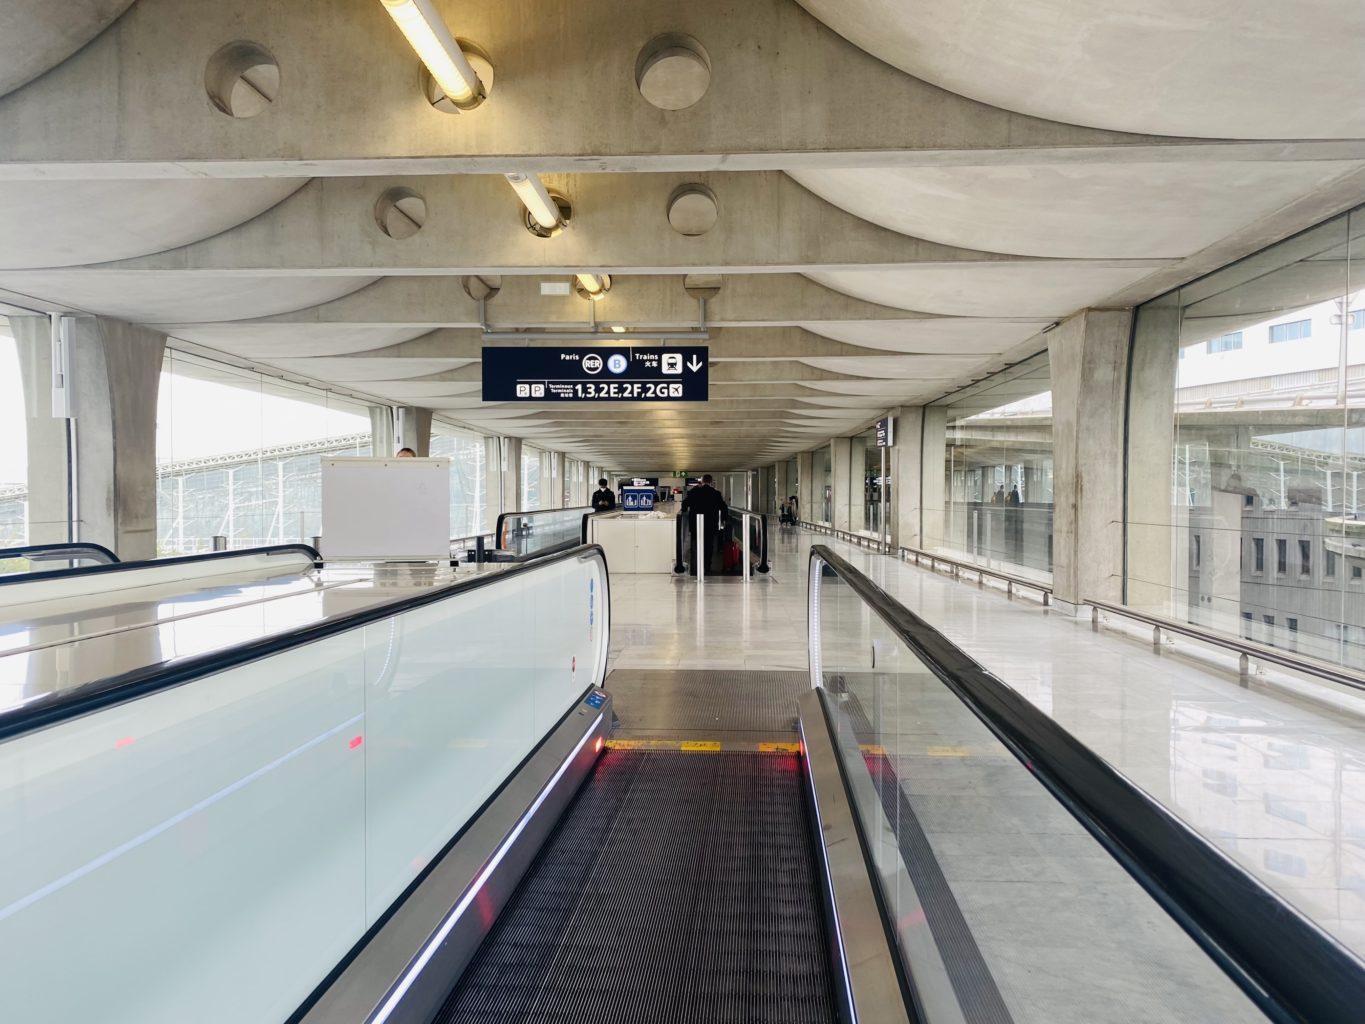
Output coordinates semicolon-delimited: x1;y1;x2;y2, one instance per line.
1;0;1362;471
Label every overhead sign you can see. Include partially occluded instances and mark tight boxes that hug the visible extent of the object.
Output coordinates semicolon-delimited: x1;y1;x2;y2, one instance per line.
483;346;708;402
875;416;894;448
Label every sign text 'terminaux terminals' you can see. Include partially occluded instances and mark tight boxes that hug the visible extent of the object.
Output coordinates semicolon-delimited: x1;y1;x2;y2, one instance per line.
482;346;709;402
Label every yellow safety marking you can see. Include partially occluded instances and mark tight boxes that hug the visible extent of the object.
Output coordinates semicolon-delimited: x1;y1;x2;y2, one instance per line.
858;743;887;756
926;746;972;758
605;739;672;750
758;742;802;754
679;740;722;752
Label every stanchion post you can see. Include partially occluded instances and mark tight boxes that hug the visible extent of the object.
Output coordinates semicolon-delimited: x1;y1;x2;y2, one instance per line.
696;513;706;583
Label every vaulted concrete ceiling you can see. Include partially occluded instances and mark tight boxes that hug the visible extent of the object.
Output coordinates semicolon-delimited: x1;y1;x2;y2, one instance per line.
1;0;1363;471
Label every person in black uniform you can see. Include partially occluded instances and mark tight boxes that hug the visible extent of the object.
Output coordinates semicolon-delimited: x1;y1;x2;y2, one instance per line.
680;474;729;575
591;478;617;511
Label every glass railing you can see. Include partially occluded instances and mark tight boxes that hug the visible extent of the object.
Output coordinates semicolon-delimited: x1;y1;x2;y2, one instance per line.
494;506;595;560
807;544;1364;1024
0;545;611;1024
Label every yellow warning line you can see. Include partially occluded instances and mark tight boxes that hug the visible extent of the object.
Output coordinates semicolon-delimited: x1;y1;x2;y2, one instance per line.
605;738;801;754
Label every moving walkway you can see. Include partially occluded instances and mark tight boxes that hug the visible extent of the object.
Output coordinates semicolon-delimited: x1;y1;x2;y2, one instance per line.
0;544;1360;1023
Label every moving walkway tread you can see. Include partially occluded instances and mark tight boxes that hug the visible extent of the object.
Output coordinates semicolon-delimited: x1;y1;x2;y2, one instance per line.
435;748;837;1024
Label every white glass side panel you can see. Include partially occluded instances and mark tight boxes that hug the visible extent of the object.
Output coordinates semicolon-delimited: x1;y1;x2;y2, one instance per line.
0;552;611;1023
362;574;535;919
362;554;609;920
0;635;368;1024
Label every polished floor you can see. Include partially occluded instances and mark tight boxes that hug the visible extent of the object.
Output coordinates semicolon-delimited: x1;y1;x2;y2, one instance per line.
607;527;1365;977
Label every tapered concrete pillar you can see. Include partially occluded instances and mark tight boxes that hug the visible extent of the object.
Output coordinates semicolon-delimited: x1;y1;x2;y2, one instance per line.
1125;295;1180;612
831;436;854;532
1047;308;1135;609
921;407;948;550
501;436;523;514
796;451;814;523
395;406;432;457
888;407;925;550
13;315;166;560
481;436;503;531
369;406;395;457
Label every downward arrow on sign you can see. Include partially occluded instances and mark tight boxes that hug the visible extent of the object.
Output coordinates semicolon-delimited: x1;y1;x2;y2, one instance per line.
687;356;704;372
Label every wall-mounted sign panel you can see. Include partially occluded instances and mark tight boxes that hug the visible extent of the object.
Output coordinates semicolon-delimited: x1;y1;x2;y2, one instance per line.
321;457;451;560
621;486;656;511
482;346;708;402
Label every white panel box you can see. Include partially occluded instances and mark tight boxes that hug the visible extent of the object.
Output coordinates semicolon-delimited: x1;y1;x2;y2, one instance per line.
321;457;451;561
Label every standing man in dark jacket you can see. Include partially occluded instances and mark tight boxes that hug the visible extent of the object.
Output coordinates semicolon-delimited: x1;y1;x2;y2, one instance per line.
680;474;729;575
591;478;617;511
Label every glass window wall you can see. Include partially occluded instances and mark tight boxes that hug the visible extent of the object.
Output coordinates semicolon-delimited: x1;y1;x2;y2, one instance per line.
1127;208;1364;671
813;446;832;524
0;320;27;547
155;352;371;554
429;423;492;537
934;353;1054;580
855;428;889;536
521;445;545;511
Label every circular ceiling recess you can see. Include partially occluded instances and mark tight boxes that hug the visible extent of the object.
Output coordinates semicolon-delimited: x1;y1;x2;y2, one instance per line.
636;34;711;110
374;187;427;240
205;41;279;119
424;38;494;113
667;185;718;235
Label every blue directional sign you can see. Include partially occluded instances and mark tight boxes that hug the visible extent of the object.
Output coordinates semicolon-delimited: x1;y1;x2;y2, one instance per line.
482;346;709;402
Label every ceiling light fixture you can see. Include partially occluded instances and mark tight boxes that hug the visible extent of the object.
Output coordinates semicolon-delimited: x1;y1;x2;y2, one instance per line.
505;172;568;236
380;0;486;109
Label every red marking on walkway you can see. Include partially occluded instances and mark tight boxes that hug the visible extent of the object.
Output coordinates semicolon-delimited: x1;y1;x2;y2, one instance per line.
349;736;364;749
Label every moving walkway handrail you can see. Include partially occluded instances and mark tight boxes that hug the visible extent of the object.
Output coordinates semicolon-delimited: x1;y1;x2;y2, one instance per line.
0;541;120;568
0;543;610;744
494;505;593;546
0;542;320;589
808;543;1365;1024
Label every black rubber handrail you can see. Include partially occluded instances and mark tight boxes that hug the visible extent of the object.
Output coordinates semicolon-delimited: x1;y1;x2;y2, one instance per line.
0;543;609;744
0;542;120;567
809;544;1365;1024
0;543;321;589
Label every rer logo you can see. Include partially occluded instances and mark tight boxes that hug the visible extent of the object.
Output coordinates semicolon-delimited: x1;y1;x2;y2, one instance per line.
582;353;603;375
606;353;628;374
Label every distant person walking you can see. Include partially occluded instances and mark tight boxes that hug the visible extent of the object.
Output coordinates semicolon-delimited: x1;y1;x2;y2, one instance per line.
591;478;617;511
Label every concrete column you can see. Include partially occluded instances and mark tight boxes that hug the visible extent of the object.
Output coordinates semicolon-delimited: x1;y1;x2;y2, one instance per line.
921;407;948;550
481;435;502;531
796;451;814;523
1047;308;1136;609
13;315;166;560
394;406;432;456
369;406;395;456
1125;294;1180;612
888;407;925;550
831;436;854;532
501;436;522;513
